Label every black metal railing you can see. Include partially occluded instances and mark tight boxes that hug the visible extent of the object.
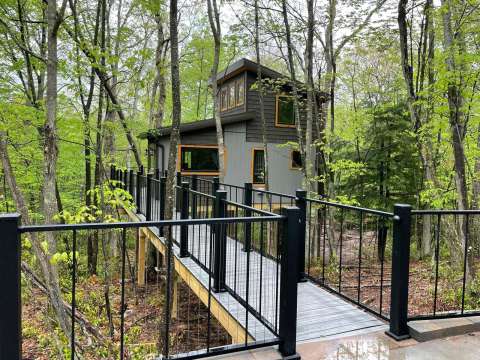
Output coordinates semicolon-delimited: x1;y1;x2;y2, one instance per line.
302;196;395;321
111;166;480;342
0;165;307;359
408;210;480;321
1;209;301;359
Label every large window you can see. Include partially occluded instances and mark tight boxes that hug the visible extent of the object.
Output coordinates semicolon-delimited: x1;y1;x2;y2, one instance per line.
291;150;302;169
252;149;265;185
179;146;219;174
276;95;296;127
236;78;245;106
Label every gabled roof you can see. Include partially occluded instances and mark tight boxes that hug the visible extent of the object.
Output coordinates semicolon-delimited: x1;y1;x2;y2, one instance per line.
212;58;286;84
140;111;255;141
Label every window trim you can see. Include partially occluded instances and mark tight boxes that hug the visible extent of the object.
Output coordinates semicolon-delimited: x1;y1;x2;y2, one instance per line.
177;144;226;176
250;148;266;186
290;150;303;170
220;88;228;111
275;95;296;128
236;77;245;106
228;82;236;109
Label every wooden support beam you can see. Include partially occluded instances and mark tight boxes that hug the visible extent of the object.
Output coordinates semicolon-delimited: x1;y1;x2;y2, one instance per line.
137;229;146;286
172;275;178;320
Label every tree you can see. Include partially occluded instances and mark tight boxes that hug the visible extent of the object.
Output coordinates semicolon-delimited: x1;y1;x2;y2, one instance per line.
207;0;226;182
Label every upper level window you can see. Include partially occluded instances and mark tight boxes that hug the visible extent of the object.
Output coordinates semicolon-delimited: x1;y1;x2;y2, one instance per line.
220;88;228;111
179;146;219;174
252;149;265;185
228;83;236;108
236;78;245;106
276;95;296;127
291;150;302;169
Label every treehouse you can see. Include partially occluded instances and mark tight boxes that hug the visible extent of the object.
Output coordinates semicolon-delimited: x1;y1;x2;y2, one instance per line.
143;58;327;194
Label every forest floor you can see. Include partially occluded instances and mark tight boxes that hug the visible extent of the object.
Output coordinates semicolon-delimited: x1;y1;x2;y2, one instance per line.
21;268;230;360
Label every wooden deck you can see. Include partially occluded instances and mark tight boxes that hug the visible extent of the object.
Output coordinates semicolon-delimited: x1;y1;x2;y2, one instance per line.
126;206;386;346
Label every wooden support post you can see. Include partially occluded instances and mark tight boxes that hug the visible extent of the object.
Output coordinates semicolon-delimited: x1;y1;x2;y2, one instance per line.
137;229;146;286
172;275;178;319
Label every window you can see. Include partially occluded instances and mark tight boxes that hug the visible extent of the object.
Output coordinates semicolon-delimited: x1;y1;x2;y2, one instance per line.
228;83;236;109
291;150;302;169
236;78;245;106
276;95;296;127
252;149;265;185
220;88;228;111
179;146;219;174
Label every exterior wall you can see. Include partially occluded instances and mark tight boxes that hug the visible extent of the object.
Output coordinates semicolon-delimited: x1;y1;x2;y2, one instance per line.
244;72;309;144
154;122;303;196
223;122;303;195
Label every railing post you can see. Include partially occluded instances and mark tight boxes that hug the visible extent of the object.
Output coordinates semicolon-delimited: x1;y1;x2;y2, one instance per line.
136;169;142;214
176;172;182;210
159;176;166;237
110;164;115;180
155;168;161;200
386;204;412;341
279;207;300;360
213;190;227;293
296;189;307;282
123;169;128;190
191;175;198;219
180;181;190;258
128;169;134;198
146;173;152;220
0;214;22;360
243;183;253;252
213;176;220;194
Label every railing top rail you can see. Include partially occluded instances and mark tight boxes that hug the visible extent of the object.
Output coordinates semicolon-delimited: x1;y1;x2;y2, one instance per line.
189;188;216;200
305;197;394;218
219;182;245;190
182;175;214;183
252;187;297;199
18;215;285;233
224;199;278;217
411;209;480;215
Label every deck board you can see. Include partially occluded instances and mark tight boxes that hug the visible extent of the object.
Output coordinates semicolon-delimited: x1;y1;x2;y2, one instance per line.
133;203;386;344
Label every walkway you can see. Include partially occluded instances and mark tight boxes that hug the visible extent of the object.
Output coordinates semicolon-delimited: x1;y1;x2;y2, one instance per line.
128;205;385;345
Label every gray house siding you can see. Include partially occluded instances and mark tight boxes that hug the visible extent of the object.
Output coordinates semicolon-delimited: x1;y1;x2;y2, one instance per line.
223;122;302;195
155;122;302;196
245;72;310;144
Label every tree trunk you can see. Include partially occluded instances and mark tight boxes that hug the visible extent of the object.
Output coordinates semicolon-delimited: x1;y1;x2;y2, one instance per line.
207;0;226;182
158;0;181;354
441;0;472;276
254;0;269;190
44;0;71;337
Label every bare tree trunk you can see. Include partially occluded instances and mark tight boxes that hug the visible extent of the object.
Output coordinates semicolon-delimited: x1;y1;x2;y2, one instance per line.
158;0;180;354
153;14;168;129
44;0;71;337
441;0;472;276
66;0;143;169
254;0;269;190
207;0;226;182
398;0;437;257
281;0;305;181
304;0;315;192
0;132;71;340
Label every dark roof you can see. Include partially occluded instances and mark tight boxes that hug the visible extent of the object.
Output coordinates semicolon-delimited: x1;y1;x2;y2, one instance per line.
141;111;255;141
211;58;286;84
